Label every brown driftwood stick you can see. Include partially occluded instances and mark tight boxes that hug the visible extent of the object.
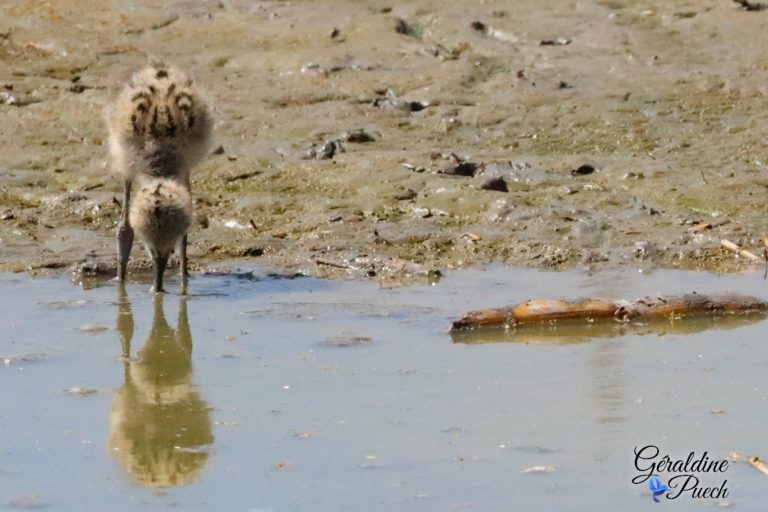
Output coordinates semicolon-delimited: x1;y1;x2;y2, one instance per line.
451;293;768;331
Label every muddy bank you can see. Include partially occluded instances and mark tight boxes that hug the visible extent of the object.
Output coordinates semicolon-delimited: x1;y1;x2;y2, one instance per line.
2;0;768;283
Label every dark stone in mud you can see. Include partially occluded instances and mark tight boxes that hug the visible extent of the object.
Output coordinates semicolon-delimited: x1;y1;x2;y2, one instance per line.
434;153;483;177
570;164;595;176
211;145;225;155
304;140;343;160
72;252;117;278
540;37;571;46
240;246;264;257
316;140;340;159
733;0;768;11
406;101;427;112
68;84;91;93
394;18;419;38
449;162;479;176
480;177;508;192
373;89;430;112
341;129;376;143
470;21;487;32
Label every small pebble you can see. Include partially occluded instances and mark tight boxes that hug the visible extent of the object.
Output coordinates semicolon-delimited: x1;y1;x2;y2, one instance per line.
480;177;508;192
570;164;595;176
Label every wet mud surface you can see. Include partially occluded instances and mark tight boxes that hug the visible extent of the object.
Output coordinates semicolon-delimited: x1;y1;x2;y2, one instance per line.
3;0;768;282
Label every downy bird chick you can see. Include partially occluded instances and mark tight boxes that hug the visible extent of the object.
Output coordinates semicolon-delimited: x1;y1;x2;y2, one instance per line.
106;61;212;286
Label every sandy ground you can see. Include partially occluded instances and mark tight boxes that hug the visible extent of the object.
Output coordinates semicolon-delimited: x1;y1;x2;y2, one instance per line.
3;0;768;284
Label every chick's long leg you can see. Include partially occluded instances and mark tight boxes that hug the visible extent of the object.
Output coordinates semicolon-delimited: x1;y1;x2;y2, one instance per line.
152;253;169;294
116;179;134;281
180;232;188;277
179;178;191;294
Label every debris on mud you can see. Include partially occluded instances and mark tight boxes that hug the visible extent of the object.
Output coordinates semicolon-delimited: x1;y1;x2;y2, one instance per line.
540;37;571;46
721;239;763;263
224;170;262;183
433;153;484;177
394;18;420;38
72;252;117;279
304;139;344;160
373;89;430;112
733;0;768;11
470;21;519;43
570;164;595;176
0;90;38;106
300;62;374;76
401;162;426;173
340;129;377;143
479;177;508;192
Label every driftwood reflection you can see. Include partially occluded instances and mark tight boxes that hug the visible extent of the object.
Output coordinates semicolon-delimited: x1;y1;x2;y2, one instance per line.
451;312;767;345
110;286;213;487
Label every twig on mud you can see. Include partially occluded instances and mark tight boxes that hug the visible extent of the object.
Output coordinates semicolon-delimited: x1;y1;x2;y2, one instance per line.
313;258;350;270
749;457;768;477
721;239;762;263
225;170;262;183
733;452;768;477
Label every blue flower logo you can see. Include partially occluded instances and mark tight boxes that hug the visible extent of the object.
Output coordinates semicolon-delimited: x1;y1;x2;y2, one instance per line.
649;476;668;503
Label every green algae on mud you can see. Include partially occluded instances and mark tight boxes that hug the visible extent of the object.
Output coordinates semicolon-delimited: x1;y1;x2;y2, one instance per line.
2;0;768;281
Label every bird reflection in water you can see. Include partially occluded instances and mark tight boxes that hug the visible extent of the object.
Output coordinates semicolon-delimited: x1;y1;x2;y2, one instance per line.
110;285;213;487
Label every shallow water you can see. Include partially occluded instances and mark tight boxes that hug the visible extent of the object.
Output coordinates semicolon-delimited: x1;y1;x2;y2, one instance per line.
2;266;768;510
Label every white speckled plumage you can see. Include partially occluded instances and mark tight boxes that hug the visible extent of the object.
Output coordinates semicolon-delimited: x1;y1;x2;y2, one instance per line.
106;62;212;184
